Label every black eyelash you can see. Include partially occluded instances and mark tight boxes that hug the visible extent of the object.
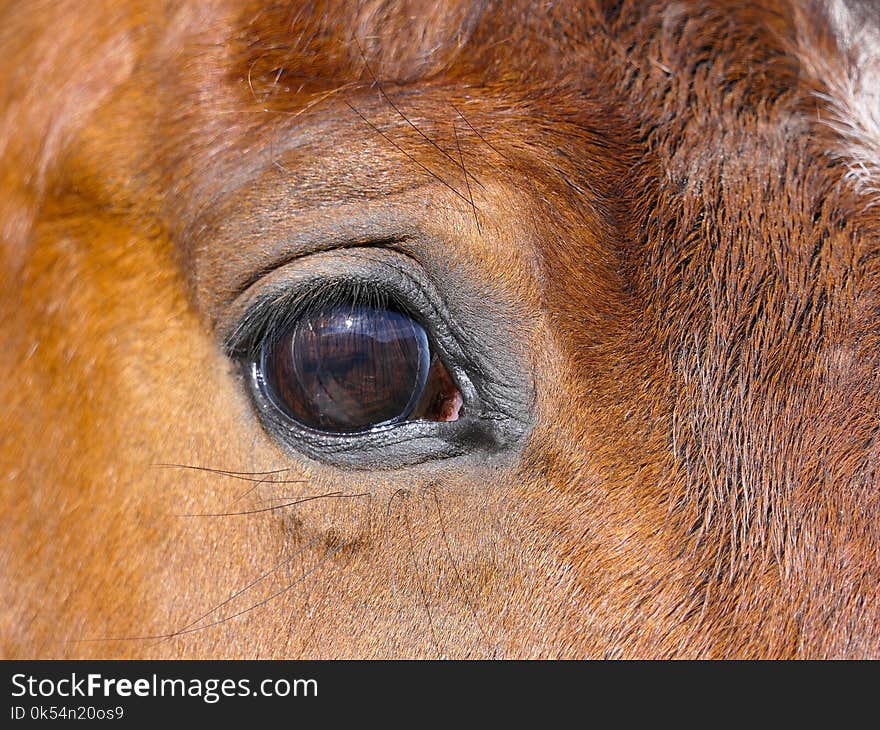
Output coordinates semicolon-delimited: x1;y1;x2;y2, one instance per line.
224;279;407;361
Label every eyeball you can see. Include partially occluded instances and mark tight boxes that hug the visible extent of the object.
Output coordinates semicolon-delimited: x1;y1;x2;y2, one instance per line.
259;302;463;433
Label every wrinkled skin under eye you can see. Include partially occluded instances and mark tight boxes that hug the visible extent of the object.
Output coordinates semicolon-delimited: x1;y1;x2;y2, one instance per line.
260;303;463;433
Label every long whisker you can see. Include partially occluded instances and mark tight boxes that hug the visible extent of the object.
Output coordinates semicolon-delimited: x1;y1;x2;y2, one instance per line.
143;536;321;650
164;540;350;638
452;102;512;163
429;487;495;656
353;37;484;190
68;541;349;643
177;492;368;517
384;488;410;603
402;494;441;656
225;471;275;508
153;463;299;481
346;101;478;211
453;120;481;233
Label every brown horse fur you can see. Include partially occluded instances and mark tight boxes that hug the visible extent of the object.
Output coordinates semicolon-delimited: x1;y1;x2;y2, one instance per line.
1;0;878;658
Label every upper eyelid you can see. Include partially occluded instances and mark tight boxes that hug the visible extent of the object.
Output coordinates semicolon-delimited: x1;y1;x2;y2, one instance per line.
221;246;450;357
220;236;408;309
224;278;399;359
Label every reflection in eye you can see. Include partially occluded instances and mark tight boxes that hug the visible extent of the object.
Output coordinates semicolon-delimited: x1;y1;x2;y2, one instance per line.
260;302;463;433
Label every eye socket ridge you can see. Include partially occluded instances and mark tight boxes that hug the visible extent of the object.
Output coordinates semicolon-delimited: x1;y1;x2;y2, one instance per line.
224;246;531;470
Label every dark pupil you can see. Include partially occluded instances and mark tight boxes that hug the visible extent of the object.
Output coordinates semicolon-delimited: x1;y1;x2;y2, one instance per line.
263;303;431;433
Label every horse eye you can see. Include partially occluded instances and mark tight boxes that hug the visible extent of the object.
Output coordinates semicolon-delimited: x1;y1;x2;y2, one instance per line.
259;302;463;433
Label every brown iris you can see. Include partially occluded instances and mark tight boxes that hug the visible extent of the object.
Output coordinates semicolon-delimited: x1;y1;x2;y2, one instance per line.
261;303;463;433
